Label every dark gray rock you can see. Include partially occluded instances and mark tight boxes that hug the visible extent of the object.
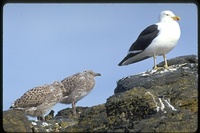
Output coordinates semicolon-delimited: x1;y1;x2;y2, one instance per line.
115;54;198;94
157;54;198;66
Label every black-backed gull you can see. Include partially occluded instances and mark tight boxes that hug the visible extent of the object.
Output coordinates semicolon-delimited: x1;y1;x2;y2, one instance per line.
118;10;181;69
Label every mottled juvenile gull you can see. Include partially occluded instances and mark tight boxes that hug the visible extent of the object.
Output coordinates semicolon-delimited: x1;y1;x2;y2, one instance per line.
60;70;101;115
10;81;64;121
118;10;181;69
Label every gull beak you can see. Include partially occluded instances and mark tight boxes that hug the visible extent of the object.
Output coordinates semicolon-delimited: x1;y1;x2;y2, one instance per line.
172;16;181;21
95;73;101;76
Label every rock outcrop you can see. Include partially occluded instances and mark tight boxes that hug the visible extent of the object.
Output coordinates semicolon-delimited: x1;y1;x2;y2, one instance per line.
3;55;198;132
115;54;198;94
3;110;32;132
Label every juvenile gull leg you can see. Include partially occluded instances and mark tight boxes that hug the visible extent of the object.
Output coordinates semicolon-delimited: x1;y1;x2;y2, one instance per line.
72;101;76;115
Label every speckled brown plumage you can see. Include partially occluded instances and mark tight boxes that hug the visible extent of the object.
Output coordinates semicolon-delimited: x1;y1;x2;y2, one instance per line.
60;70;101;115
10;81;64;120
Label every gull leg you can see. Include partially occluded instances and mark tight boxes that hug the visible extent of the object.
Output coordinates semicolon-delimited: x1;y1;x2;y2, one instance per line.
72;101;76;115
153;53;158;69
37;115;45;121
163;54;169;69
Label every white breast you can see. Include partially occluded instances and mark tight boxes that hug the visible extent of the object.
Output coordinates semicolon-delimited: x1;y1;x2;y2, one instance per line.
144;21;181;56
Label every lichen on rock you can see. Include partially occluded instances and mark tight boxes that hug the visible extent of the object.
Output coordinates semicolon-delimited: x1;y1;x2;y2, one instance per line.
3;110;32;132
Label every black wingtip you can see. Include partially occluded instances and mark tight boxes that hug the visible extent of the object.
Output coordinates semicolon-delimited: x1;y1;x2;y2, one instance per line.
118;62;123;66
118;58;126;66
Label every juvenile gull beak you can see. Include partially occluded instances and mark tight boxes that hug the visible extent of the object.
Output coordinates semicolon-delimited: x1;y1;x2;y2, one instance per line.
95;73;101;76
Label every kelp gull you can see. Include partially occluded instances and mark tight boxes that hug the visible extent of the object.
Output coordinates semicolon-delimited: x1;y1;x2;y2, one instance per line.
118;10;181;69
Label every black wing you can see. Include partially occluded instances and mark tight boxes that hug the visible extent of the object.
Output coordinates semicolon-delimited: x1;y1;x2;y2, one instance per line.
118;24;159;66
129;24;159;51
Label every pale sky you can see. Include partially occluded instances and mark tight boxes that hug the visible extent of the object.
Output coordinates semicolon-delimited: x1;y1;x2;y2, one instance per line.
3;3;197;119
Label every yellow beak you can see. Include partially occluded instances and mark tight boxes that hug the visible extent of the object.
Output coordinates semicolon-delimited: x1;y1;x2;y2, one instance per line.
172;16;181;21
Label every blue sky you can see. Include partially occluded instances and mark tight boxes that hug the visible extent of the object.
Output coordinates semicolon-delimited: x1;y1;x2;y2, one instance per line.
3;3;197;119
